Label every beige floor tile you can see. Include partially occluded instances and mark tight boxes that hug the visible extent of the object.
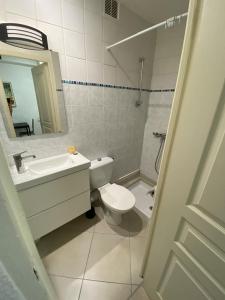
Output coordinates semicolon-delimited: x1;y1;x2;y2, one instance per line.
124;210;148;237
84;233;131;284
130;236;146;284
94;205;130;237
94;217;130;237
94;205;144;237
43;231;93;278
131;285;150;300
79;280;131;300
37;214;97;257
50;275;82;300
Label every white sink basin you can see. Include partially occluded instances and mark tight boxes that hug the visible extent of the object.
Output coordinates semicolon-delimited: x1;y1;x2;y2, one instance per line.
11;152;90;191
25;153;88;175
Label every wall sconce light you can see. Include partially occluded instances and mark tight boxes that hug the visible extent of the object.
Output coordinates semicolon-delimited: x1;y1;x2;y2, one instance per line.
0;23;48;50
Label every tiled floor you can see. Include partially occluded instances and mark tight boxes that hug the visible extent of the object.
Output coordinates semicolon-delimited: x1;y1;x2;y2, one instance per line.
37;202;150;300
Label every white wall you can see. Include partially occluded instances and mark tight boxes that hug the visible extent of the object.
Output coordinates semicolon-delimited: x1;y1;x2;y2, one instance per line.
141;19;186;182
0;62;42;134
0;0;155;180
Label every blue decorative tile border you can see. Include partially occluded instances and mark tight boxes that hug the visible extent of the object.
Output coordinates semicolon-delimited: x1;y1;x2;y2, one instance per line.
150;89;175;93
62;80;175;93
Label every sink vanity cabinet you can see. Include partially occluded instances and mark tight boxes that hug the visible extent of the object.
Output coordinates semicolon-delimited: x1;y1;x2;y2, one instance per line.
12;153;91;240
19;169;90;240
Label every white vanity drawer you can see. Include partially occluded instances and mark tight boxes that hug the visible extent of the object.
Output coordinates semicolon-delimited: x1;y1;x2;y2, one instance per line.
19;169;89;217
28;191;90;240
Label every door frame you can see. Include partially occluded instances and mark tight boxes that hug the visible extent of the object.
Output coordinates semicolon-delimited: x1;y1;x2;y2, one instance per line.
31;62;57;133
141;0;198;276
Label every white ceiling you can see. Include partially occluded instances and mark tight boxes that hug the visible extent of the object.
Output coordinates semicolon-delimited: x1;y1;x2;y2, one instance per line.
120;0;189;24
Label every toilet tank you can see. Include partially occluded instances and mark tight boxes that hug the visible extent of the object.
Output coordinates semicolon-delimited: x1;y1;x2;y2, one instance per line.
90;157;114;189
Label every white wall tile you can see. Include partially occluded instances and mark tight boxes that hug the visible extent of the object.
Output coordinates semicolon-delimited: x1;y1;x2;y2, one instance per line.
70;85;88;106
104;105;118;124
0;0;6;21
119;4;147;36
128;71;139;88
87;61;103;83
5;0;36;18
85;0;102;14
62;0;84;33
103;18;118;43
59;54;67;79
87;105;104;122
73;0;84;7
6;13;36;27
103;88;117;107
116;67;130;87
88;86;103;106
103;43;116;66
36;0;62;26
66;56;86;81
85;10;102;38
154;36;184;59
0;15;5;23
153;57;180;75
85;35;102;63
38;22;64;54
64;29;85;59
104;65;116;85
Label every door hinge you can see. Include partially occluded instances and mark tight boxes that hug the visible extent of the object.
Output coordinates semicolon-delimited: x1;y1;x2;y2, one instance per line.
33;267;40;281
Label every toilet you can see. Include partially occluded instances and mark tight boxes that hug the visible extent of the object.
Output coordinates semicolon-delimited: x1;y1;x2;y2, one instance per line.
90;157;136;225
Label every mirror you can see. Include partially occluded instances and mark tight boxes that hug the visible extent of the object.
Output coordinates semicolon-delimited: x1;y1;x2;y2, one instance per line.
0;46;67;138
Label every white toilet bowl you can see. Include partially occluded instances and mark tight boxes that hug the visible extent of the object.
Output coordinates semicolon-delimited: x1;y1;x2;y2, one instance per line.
99;183;135;225
89;157;136;226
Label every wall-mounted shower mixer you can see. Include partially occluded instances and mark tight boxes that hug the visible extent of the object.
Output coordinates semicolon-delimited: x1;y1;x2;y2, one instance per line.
153;132;166;138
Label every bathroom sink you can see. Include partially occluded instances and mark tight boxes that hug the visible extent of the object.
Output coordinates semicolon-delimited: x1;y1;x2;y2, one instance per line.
25;153;88;175
11;152;90;191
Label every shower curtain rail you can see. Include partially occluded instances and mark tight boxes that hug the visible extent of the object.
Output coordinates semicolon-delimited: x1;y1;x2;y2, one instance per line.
106;12;188;50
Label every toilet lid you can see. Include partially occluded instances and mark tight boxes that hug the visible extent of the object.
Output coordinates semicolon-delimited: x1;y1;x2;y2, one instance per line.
99;184;136;212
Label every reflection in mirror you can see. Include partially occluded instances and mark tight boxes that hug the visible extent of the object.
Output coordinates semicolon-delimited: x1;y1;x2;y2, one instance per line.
0;52;67;138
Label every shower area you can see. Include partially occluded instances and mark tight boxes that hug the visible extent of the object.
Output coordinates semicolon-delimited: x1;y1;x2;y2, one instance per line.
107;13;187;218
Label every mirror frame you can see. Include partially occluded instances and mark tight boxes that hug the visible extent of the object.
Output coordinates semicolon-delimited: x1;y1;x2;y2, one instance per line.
0;41;66;139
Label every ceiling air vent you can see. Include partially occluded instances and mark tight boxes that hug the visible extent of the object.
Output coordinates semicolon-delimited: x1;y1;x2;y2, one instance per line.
105;0;119;20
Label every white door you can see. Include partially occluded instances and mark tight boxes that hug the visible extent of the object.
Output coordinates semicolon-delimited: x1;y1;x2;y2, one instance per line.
0;138;57;299
0;191;50;300
143;1;225;299
32;63;56;133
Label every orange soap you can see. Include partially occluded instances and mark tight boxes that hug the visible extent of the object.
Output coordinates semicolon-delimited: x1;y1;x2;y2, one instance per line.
67;146;77;154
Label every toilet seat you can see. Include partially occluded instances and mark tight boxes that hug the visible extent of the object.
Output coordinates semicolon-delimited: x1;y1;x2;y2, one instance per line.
98;183;135;213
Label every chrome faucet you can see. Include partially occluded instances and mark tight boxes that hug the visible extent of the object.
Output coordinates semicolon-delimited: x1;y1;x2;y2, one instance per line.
13;151;36;174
